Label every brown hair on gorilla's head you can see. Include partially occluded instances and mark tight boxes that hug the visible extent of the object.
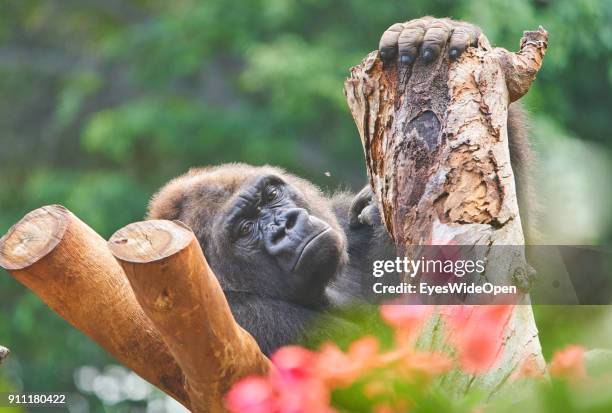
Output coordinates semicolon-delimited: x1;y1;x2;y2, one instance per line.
147;163;348;305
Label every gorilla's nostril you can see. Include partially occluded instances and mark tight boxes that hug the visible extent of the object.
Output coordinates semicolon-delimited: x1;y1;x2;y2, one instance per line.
271;228;285;244
286;212;298;230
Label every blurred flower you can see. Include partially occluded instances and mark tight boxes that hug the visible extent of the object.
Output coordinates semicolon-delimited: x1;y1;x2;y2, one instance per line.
363;380;388;399
224;377;276;413
512;356;546;380
226;346;335;413
270;346;317;383
380;305;432;344
442;305;514;374
227;304;530;412
373;403;395;413
549;345;587;381
398;351;453;381
317;336;380;387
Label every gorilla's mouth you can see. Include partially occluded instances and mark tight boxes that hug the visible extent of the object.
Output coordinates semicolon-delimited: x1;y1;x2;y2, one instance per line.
292;227;332;272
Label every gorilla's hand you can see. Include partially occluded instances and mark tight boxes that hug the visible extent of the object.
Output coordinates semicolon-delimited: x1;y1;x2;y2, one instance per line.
349;185;380;228
379;17;481;64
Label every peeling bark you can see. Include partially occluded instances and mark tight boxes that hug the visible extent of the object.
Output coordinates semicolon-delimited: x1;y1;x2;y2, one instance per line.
345;28;548;393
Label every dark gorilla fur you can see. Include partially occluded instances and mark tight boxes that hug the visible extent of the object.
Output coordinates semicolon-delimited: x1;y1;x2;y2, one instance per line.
148;164;395;354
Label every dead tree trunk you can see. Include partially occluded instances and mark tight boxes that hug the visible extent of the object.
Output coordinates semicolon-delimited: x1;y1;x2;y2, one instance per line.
109;220;270;413
344;28;548;393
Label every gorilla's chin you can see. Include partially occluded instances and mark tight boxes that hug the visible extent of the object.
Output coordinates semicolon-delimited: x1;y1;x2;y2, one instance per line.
293;227;343;285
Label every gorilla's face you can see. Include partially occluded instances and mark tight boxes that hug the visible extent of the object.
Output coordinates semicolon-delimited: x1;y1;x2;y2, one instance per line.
148;164;348;307
211;173;346;305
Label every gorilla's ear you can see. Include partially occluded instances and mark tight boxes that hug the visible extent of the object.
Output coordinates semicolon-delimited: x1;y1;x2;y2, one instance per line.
147;178;188;221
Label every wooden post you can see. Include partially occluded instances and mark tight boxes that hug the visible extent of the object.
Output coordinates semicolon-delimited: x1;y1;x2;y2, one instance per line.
344;28;548;393
109;220;270;413
0;205;189;407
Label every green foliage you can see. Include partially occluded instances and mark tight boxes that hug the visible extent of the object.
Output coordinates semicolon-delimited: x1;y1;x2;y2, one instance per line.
0;0;610;411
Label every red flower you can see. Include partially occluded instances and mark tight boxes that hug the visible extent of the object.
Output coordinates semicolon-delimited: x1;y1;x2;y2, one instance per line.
549;345;587;380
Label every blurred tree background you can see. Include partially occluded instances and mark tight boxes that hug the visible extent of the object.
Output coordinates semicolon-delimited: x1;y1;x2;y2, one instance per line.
0;0;611;412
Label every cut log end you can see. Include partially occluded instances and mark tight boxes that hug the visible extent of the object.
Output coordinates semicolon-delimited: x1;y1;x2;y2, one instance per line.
0;346;9;365
108;220;193;264
0;205;69;270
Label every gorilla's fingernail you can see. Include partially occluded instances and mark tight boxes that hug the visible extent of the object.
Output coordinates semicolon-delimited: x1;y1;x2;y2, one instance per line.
449;48;460;60
399;54;414;64
379;48;396;61
421;48;435;62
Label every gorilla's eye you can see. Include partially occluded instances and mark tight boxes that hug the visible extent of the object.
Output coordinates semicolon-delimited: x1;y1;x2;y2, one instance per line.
239;220;254;237
265;186;280;203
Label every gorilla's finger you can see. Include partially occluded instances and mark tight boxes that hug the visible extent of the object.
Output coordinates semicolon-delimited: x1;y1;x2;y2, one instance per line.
358;204;379;227
379;23;404;61
421;21;451;63
349;186;374;227
397;21;427;64
449;24;481;60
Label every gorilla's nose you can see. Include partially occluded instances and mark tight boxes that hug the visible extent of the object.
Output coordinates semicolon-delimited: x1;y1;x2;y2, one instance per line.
264;208;309;256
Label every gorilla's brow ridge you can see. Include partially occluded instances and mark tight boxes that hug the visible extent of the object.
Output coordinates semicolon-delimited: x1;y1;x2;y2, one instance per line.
223;175;284;227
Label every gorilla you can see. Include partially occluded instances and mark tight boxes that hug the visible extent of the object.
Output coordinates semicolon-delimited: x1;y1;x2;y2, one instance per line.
147;17;533;355
148;163;394;354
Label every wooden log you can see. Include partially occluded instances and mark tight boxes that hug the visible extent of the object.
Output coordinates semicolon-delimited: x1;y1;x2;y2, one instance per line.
109;220;270;413
0;205;189;407
344;28;549;393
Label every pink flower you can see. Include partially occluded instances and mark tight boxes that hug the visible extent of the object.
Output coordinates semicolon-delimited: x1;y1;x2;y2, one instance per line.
226;346;336;413
224;376;277;413
381;305;432;343
275;379;334;413
270;346;334;412
549;345;587;380
271;346;317;383
442;305;513;374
